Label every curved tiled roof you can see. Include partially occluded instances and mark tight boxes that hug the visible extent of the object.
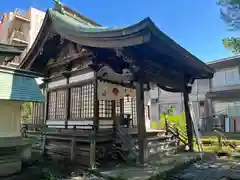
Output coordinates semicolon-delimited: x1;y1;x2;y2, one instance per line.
20;5;215;89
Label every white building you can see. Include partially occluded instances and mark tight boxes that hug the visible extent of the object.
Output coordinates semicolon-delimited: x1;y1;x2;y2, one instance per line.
0;8;45;66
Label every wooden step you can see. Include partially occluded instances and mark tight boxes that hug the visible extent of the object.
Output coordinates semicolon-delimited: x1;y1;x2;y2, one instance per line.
148;140;177;148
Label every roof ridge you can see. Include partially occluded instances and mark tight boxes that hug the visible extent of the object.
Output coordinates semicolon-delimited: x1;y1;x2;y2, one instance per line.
62;5;101;27
52;1;101;27
207;55;240;64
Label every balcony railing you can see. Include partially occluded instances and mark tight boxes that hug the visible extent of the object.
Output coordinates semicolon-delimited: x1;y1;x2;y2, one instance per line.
9;30;28;45
13;8;30;22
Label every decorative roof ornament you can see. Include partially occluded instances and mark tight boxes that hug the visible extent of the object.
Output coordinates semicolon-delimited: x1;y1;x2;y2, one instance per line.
121;68;133;84
53;0;65;14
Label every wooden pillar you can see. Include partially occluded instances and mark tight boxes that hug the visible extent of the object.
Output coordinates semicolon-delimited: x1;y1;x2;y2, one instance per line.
136;81;147;164
89;77;98;169
43;81;49;125
120;98;124;115
93;78;99;130
183;87;193;152
65;75;70;129
112;100;116;137
70;136;76;161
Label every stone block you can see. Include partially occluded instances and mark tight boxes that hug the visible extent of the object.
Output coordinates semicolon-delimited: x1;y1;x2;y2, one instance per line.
0;158;21;177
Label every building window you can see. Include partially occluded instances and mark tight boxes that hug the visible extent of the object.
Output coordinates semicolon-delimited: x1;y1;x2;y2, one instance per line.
116;100;121;116
131;97;137;122
70;84;94;120
225;68;239;84
99;100;112;118
212;67;239;87
48;90;67;120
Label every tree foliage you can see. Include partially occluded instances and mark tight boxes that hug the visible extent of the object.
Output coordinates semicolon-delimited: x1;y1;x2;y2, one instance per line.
21;102;32;123
217;0;240;53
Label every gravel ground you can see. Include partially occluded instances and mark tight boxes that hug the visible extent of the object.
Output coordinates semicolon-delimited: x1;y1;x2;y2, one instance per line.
169;156;240;180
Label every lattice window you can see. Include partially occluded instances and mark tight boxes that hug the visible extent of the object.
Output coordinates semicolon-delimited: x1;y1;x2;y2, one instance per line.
48;92;57;120
131;97;137;122
99;100;112;118
48;90;67;120
32;102;44;124
56;90;67;119
116;100;121;116
70;87;81;120
70;84;94;119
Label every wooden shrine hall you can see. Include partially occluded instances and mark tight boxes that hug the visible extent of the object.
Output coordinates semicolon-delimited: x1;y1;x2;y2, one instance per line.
19;2;214;167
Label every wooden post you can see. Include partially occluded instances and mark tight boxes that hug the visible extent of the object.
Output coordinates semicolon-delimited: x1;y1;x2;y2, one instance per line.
112;100;116;138
93;78;99;130
165;118;169;135
120;98;124;116
89;77;98;169
89;129;96;169
70;136;76;161
136;81;147;165
65;74;71;129
217;135;223;151
183;87;193;152
41;134;47;155
43;82;49;125
176;127;180;146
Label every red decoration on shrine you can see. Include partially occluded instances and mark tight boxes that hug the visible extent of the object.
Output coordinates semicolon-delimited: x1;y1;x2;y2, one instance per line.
112;88;119;96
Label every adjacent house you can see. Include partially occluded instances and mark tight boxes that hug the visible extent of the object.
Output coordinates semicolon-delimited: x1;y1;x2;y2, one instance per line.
150;55;240;132
0;43;43;176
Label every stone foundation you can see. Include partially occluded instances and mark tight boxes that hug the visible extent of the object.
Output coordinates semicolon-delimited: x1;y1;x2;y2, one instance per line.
0;158;21;177
0;137;32;177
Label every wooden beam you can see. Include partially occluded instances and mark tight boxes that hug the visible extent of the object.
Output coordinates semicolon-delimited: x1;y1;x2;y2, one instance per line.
43;82;49;124
141;63;185;88
136;80;147;164
157;84;181;93
183;87;193;151
142;59;185;81
128;46;187;80
148;38;206;77
143;70;184;91
47;52;92;70
47;78;94;92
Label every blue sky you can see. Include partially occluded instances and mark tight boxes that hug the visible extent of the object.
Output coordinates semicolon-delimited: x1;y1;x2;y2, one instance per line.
1;0;239;62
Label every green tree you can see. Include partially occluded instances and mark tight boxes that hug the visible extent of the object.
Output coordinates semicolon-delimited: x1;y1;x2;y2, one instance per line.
217;0;240;53
21;102;32;124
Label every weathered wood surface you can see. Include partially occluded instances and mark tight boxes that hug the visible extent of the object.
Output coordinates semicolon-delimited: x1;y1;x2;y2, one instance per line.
42;128;114;167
